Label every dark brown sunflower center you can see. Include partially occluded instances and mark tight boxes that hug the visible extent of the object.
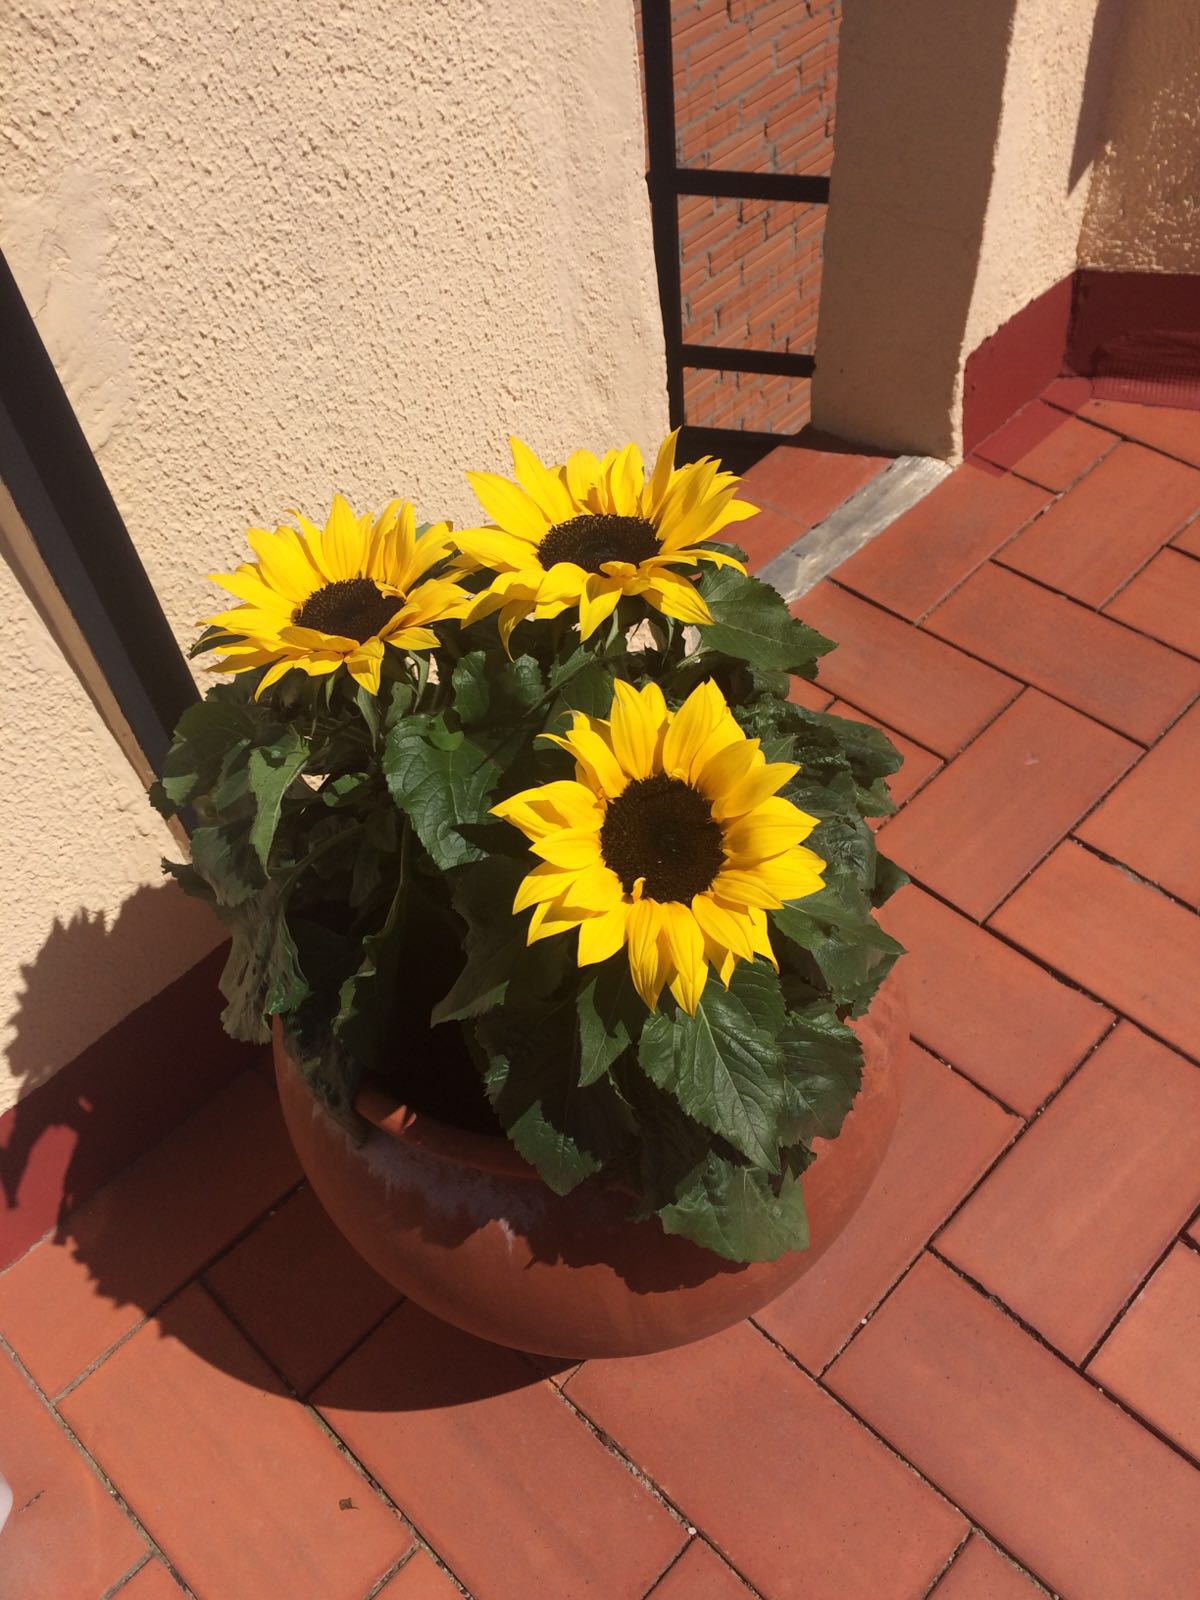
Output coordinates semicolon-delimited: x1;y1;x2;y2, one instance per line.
293;578;404;642
537;513;660;573
600;774;725;902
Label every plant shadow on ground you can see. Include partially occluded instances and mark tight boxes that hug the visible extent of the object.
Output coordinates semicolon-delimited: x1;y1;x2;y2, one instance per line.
0;886;572;1409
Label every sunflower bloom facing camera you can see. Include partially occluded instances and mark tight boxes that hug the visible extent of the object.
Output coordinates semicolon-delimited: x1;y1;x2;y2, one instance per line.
493;679;825;1014
203;495;468;696
458;433;758;649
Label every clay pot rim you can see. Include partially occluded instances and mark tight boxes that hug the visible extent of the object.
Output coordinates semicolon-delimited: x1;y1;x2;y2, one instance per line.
352;1073;540;1181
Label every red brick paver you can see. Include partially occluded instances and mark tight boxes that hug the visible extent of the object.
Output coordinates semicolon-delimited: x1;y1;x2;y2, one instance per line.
995;441;1200;606
567;1320;965;1600
828;1254;1200;1600
315;1302;685;1600
756;1044;1018;1372
926;561;1200;743
1073;696;1200;906
114;1560;188;1599
880;885;1112;1115
796;582;1019;756
0;1345;145;1600
204;1184;400;1394
938;1025;1200;1361
376;1550;470;1599
0;1070;300;1397
647;1539;755;1600
1087;1242;1200;1463
929;1536;1043;1600
879;688;1136;919
1104;546;1200;660
3;389;1200;1600
974;399;1114;491
990;841;1200;1061
835;462;1050;621
58;1284;407;1600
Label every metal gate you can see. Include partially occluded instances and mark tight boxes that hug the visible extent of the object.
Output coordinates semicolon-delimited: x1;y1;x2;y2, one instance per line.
640;1;831;470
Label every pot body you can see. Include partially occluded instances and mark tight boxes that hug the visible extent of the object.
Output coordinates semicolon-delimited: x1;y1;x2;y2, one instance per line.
274;975;907;1358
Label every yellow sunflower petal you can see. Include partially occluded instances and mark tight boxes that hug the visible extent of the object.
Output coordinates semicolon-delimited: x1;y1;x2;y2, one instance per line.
466;471;551;541
577;904;630;966
510;437;576;523
253;658;295;698
723;797;817;862
319;492;363;581
546;720;627;800
528;897;589;944
564;448;603;504
627;897;669;1011
455;528;542;570
530;829;604;870
513;862;580;913
639;567;713;626
245;527;321;603
644;429;679;517
711;759;800;821
661;679;726;781
662;903;707;1014
609;678;666;780
690;893;756;962
578;574;624;640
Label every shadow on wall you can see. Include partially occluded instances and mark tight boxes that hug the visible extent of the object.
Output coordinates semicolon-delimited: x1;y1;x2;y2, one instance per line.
0;882;249;1260
0;882;557;1409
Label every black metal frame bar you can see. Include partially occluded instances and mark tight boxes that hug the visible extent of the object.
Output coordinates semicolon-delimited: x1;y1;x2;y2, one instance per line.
641;1;829;465
0;249;197;775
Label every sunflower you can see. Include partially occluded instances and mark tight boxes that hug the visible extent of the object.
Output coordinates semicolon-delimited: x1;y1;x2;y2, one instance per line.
492;679;825;1014
203;495;469;696
457;433;758;649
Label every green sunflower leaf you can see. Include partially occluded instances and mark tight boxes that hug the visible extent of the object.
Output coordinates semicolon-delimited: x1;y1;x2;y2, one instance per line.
656;1150;808;1262
638;963;788;1171
479;1000;634;1194
576;961;641;1086
383;713;499;870
216;883;308;1042
778;1001;864;1143
246;729;309;870
771;879;903;1015
697;567;835;674
432;857;563;1025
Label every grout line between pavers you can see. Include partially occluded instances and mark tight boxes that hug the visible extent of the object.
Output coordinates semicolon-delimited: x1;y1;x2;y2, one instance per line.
97;1552;153;1600
911;553;1200;713
550;1375;771;1600
926;1245;1200;1478
1067;833;1200;921
769;1259;1068;1600
49;1174;310;1407
297;1293;407;1403
1040;398;1200;478
915;1527;972;1599
1080;1224;1200;1386
0;1330;197;1596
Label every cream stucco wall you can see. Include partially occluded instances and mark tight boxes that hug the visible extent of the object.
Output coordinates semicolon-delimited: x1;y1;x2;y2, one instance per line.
0;0;667;1110
1079;0;1200;272
814;0;1112;459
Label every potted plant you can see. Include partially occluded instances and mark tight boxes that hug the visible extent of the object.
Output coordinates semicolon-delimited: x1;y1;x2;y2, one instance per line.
153;434;906;1358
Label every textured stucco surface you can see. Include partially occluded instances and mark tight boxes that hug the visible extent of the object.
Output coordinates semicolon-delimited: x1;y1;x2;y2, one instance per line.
0;555;221;1114
0;0;666;1108
815;0;1107;459
1079;0;1200;271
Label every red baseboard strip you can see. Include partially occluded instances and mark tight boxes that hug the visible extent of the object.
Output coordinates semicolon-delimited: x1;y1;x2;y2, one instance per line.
962;277;1074;456
1068;271;1200;411
0;945;260;1272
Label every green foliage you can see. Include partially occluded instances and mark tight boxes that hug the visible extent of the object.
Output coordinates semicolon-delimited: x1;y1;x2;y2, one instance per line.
157;488;904;1265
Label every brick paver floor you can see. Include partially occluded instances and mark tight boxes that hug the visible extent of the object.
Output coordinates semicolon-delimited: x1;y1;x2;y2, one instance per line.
2;390;1199;1598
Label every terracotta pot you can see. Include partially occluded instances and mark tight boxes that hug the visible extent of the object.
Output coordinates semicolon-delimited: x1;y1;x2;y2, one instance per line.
273;973;907;1358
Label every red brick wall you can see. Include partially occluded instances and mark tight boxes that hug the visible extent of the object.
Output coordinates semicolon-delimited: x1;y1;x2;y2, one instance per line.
634;0;840;435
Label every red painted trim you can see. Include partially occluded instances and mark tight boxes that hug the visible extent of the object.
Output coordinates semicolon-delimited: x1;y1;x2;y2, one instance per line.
961;276;1074;456
0;945;260;1271
1067;269;1200;409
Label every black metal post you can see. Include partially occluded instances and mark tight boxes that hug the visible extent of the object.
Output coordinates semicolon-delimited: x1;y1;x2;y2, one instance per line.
641;0;686;430
0;249;198;775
